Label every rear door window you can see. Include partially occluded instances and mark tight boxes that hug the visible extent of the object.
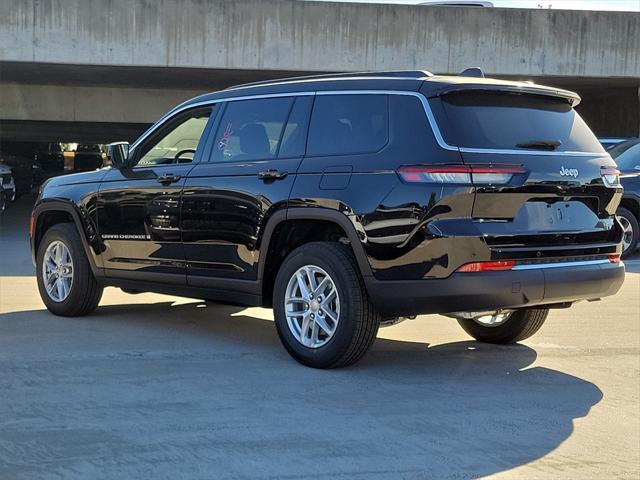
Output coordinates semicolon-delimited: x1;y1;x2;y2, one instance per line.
211;97;294;163
307;94;389;157
429;91;604;153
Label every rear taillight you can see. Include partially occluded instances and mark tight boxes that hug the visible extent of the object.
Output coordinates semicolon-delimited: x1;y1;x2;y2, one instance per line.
456;260;516;272
601;167;621;188
398;164;527;185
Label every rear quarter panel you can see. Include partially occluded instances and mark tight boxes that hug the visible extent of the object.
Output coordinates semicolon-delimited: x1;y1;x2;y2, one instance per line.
290;93;480;280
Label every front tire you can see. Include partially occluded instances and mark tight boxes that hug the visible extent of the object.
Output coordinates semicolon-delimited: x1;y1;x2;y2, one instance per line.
36;223;103;316
273;242;381;369
457;308;549;344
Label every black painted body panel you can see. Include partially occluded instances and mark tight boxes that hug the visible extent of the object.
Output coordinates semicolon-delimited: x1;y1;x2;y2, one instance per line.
97;163;195;283
30;74;625;316
182;158;300;283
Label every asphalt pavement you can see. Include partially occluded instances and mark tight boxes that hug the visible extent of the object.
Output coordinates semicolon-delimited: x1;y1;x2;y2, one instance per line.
1;195;638;480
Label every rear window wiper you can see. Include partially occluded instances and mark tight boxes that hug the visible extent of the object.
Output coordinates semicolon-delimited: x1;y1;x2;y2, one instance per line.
515;140;562;150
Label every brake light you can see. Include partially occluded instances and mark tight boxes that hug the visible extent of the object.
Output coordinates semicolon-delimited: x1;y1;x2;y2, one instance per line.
601;167;621;188
457;260;516;272
398;165;527;185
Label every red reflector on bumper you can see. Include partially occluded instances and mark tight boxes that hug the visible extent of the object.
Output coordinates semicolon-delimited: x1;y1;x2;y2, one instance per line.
608;254;621;264
457;260;516;272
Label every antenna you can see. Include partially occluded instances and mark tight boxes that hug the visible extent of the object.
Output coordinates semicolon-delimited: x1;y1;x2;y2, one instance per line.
459;67;485;78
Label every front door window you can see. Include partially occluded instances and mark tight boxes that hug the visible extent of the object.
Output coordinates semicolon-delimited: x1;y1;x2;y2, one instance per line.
136;108;212;167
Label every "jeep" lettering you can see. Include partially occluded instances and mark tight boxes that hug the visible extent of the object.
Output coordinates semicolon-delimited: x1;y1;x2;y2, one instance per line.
559;166;579;178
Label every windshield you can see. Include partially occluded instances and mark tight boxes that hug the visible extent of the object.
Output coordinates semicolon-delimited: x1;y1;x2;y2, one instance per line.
429;91;604;153
610;139;640;172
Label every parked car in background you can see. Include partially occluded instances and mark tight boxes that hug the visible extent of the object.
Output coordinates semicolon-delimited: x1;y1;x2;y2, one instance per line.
73;145;104;171
0;184;6;212
35;142;65;172
0;141;48;197
0;163;16;203
599;137;635;151
610;138;640;257
0;148;35;198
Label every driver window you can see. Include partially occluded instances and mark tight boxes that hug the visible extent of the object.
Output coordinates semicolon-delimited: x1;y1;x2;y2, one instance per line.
136;107;212;167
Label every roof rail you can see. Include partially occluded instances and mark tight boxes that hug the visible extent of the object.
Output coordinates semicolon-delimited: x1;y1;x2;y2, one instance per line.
227;70;434;90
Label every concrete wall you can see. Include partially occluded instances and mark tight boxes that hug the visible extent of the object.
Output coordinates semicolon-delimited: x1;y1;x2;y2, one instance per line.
1;0;639;78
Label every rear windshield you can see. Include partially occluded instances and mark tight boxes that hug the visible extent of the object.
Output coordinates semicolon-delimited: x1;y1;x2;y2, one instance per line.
429;91;604;153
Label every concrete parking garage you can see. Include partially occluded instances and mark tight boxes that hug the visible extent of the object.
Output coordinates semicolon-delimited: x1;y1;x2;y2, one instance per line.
1;0;639;144
1;195;638;479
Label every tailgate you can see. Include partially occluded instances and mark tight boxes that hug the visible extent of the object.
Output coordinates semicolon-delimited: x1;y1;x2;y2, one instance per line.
427;89;624;255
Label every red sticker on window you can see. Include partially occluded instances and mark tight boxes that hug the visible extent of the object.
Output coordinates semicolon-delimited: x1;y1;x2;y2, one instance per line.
218;122;233;150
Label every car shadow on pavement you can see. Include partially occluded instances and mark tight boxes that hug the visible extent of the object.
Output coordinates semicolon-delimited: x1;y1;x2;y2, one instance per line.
0;299;604;479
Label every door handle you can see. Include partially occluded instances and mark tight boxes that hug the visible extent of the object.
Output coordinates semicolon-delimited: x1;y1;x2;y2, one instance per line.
257;169;288;181
157;173;182;185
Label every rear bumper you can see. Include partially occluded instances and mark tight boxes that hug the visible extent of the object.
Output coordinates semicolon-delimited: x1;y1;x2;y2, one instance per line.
365;261;625;317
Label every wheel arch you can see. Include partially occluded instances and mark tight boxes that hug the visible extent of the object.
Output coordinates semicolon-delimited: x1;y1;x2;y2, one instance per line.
31;200;101;276
619;195;640;223
258;208;373;307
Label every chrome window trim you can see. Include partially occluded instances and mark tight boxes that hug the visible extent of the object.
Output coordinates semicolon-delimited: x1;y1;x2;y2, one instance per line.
512;259;612;271
129;91;315;154
131;89;605;158
419;94;604;157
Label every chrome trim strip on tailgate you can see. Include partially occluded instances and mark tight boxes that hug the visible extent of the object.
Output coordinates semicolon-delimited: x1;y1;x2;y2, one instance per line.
512;259;612;270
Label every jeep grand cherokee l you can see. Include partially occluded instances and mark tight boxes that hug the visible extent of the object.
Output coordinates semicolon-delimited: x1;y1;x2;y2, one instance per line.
30;70;625;368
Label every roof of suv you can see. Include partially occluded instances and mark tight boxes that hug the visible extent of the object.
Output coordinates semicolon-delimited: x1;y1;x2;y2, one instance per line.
177;69;581;111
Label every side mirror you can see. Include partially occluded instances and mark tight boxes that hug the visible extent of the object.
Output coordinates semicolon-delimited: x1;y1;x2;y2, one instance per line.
107;142;130;169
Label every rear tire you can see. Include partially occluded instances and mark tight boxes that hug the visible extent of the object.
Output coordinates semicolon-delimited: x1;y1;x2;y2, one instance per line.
273;242;381;369
36;223;103;316
617;207;639;259
457;308;549;344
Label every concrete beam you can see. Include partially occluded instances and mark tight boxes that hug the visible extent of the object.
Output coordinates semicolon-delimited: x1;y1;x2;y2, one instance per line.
0;120;149;144
1;0;638;79
0;83;205;123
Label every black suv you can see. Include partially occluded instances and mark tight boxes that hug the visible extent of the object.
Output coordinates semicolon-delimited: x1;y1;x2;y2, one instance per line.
31;70;625;368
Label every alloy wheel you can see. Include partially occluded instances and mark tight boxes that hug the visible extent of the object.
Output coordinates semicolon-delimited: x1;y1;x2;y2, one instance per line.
42;240;74;302
284;265;340;348
617;214;634;254
472;312;512;328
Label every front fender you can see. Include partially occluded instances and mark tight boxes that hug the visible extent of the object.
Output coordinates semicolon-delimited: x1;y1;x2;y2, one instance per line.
31;198;103;276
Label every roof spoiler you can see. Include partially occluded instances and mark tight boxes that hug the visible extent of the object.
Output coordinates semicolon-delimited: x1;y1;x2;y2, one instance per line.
430;84;581;107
